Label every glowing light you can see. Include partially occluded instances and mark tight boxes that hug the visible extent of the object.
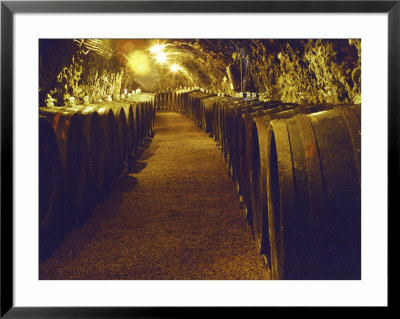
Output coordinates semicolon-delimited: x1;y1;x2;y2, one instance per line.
156;52;167;64
127;50;151;75
150;44;166;54
170;64;181;72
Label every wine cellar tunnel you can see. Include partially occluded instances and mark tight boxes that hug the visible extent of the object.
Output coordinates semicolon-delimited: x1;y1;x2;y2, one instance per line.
39;39;361;280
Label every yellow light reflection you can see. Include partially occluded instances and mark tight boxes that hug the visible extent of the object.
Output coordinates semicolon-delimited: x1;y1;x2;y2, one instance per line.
156;52;168;64
150;44;166;54
127;50;151;75
170;64;181;72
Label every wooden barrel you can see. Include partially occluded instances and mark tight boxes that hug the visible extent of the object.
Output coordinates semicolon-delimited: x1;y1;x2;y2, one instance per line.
133;92;155;131
91;105;118;188
106;103;130;175
138;102;146;146
73;106;108;195
160;92;167;110
234;102;282;207
147;101;154;137
197;93;216;125
124;103;136;161
124;103;137;159
140;101;148;145
152;97;156;126
156;92;163;110
186;92;197;121
166;91;173;110
222;98;243;157
176;90;186;113
115;102;136;163
248;103;331;252
151;98;156;130
143;101;152;140
303;106;360;279
250;108;298;266
131;103;141;154
212;97;230;154
238;104;288;221
138;94;155;128
117;105;130;171
49;104;119;192
218;98;247;165
212;96;233;145
175;90;185;113
145;99;154;138
140;101;149;141
350;104;361;123
250;104;361;279
187;92;209;123
154;92;161;111
39;115;63;232
179;90;195;115
62;105;112;200
200;96;219;133
172;91;179;111
227;100;277;188
163;92;169;110
39;107;89;209
224;100;258;179
130;93;155;144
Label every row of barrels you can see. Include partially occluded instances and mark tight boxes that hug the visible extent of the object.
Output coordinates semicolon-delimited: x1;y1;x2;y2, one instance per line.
154;89;215;115
155;90;186;113
39;94;155;239
156;89;361;280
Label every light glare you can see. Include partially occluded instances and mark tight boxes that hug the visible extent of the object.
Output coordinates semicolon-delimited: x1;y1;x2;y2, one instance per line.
156;52;167;64
170;64;181;72
150;44;166;54
127;50;151;75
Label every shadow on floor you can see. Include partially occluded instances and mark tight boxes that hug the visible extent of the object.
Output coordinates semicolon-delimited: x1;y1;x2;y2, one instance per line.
39;141;155;263
129;161;147;174
118;175;138;192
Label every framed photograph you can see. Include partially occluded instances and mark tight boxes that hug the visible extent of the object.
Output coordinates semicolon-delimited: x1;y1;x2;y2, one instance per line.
1;0;393;317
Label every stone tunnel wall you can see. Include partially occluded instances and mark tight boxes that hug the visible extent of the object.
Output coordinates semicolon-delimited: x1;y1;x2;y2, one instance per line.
39;39;361;107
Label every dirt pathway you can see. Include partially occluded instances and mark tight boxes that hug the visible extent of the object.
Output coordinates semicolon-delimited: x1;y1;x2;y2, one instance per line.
39;112;270;280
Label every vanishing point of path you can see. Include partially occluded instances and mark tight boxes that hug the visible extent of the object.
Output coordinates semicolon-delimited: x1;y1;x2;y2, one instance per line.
40;112;271;280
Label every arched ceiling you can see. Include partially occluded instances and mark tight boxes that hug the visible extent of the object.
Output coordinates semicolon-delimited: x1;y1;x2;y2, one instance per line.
109;39;237;91
39;38;360;106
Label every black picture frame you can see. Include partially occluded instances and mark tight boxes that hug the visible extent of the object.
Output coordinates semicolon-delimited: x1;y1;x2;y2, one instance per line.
1;0;394;317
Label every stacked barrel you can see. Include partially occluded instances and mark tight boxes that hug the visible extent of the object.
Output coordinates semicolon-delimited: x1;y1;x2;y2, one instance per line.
39;93;155;239
156;89;361;280
154;89;179;112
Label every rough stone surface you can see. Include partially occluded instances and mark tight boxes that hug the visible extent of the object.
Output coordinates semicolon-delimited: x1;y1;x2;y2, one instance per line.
39;112;270;280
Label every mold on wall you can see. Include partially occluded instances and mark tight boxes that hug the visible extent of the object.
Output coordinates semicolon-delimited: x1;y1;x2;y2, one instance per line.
39;39;361;106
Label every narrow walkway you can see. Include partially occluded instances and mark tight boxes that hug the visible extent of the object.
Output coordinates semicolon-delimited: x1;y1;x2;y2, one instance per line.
40;112;270;280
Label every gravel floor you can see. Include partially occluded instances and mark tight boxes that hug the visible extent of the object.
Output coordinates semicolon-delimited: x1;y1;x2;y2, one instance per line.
39;112;271;280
